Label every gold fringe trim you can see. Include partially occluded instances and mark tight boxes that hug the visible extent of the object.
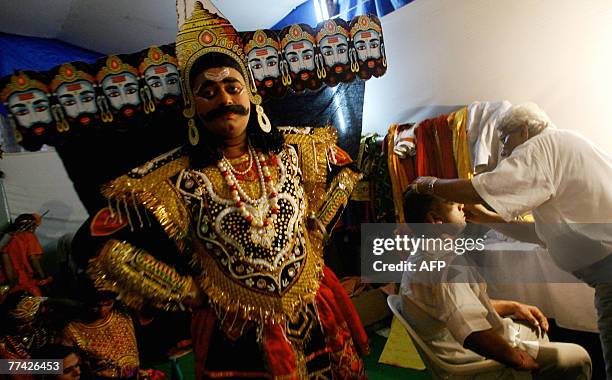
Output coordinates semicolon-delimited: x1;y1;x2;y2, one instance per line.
87;239;194;311
192;232;324;326
100;155;190;251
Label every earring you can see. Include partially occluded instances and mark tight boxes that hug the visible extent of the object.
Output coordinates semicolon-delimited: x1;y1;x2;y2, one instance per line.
97;97;114;123
52;105;70;133
381;43;387;68
256;105;271;133
188;118;199;146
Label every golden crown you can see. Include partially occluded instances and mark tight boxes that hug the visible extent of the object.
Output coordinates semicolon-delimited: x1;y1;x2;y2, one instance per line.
316;19;349;42
0;72;49;103
176;1;260;118
95;55;139;83
49;63;96;93
138;46;178;75
244;30;280;55
350;15;382;36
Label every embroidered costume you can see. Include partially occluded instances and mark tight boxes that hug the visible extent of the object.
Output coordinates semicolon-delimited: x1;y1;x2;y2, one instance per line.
84;3;368;379
62;310;140;379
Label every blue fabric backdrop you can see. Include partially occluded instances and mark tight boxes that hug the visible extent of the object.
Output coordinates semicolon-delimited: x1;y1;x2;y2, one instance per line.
0;32;102;115
272;0;413;29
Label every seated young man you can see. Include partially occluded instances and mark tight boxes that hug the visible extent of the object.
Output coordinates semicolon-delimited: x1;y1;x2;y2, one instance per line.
400;191;592;379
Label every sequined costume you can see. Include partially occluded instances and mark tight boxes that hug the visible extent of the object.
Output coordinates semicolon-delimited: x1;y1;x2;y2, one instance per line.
62;310;140;379
84;3;368;379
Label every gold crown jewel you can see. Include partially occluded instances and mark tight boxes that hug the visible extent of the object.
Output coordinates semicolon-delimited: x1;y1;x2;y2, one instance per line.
96;55;139;83
245;30;280;53
176;1;261;119
0;72;49;103
351;15;382;36
139;46;178;74
316;19;349;41
50;63;95;93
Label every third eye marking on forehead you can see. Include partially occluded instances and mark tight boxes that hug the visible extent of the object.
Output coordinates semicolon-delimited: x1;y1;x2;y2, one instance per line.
204;67;230;81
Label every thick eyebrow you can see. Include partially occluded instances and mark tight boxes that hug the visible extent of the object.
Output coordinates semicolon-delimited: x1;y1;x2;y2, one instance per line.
337;43;348;48
248;57;263;64
369;38;380;43
104;85;119;91
265;56;277;62
125;83;138;87
146;75;161;81
166;73;179;78
301;49;313;55
10;103;25;109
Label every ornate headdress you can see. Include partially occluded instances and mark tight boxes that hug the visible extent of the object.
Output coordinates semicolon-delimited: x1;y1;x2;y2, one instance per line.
138;46;178;75
96;55;140;84
176;1;261;121
9;296;42;323
49;63;96;93
316;19;350;42
349;14;383;36
0;71;49;103
280;24;316;48
244;29;280;54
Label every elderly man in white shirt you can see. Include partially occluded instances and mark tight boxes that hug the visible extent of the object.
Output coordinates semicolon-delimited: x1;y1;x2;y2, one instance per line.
400;191;592;379
411;102;612;379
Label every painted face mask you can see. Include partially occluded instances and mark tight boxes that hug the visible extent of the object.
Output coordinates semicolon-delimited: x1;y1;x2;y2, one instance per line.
49;62;100;131
96;55;143;128
280;24;323;93
0;71;56;150
138;45;182;114
243;29;286;98
316;19;355;87
349;14;387;80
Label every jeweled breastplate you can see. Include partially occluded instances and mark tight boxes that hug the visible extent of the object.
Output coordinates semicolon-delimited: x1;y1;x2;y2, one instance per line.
175;146;323;324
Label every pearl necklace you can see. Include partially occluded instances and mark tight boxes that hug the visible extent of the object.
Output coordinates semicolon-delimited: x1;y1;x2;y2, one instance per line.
217;145;279;228
222;149;253;176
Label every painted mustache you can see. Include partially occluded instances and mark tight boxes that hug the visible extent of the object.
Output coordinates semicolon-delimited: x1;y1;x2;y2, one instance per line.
202;104;249;121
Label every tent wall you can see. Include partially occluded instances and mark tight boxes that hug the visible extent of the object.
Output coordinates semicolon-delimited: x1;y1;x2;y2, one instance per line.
363;0;612;154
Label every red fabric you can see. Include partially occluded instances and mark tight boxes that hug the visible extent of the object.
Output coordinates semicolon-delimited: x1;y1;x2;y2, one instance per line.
416;115;457;179
321;267;369;355
190;308;217;380
263;322;297;378
329;145;353;166
1;232;43;296
90;207;128;236
315;274;367;379
434;116;458;179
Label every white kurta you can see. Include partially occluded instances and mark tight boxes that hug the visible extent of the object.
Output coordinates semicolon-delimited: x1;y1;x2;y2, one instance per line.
471;128;612;272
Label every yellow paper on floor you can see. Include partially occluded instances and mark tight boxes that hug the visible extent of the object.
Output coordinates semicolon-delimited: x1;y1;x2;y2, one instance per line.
378;316;426;370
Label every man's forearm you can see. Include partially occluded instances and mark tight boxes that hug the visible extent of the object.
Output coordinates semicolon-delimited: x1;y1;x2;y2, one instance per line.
427;178;485;204
464;329;526;368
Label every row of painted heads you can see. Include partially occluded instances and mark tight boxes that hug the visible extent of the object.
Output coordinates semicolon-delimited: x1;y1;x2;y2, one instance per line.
243;16;387;96
0;44;182;151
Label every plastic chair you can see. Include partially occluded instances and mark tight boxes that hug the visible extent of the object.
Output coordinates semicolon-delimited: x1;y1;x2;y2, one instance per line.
387;295;506;379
